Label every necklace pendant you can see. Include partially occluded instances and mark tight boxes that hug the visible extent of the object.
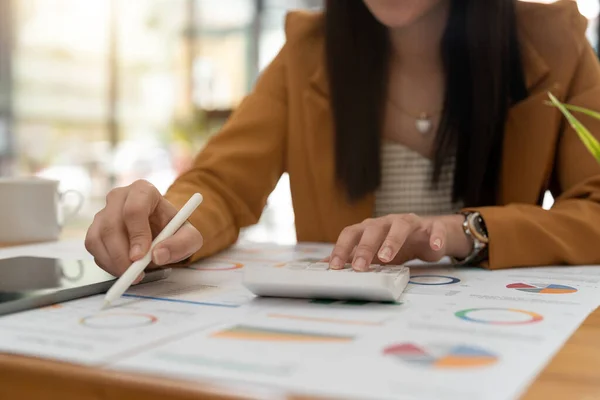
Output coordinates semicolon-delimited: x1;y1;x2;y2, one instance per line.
415;112;433;134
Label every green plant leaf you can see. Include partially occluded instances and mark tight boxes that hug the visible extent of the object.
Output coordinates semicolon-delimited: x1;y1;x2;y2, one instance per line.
562;104;600;121
555;102;600;121
547;92;600;164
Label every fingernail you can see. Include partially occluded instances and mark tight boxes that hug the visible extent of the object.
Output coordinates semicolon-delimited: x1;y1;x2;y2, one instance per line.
133;272;145;285
153;248;170;265
354;257;367;271
433;238;442;251
330;257;343;269
130;245;143;260
378;246;393;262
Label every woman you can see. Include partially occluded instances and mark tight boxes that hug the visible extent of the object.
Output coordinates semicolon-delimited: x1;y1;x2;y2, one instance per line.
85;0;600;280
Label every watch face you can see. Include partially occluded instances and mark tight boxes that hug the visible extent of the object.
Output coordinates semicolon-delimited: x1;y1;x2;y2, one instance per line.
470;214;489;243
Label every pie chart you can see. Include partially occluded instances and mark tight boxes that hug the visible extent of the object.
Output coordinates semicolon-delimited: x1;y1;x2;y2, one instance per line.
80;313;158;329
383;343;498;369
507;283;577;294
455;308;543;325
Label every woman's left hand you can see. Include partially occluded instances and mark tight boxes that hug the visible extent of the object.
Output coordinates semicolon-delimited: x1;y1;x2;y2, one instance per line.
328;214;474;271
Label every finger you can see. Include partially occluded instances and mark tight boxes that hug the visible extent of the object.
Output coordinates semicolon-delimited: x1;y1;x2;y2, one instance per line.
377;215;418;263
429;220;447;252
336;248;356;266
329;225;363;270
121;181;163;260
322;248;355;265
97;188;132;273
152;222;203;266
149;198;182;230
86;225;116;276
89;245;111;274
94;230;144;283
132;272;146;285
100;222;133;275
352;222;391;272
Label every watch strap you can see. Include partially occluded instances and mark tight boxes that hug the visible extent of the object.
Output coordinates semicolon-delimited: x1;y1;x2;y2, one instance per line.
452;212;489;265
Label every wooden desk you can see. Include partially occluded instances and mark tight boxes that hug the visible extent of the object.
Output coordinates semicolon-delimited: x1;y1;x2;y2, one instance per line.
521;308;600;400
0;240;599;399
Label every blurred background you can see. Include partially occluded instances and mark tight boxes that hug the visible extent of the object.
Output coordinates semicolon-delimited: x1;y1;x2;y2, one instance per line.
0;0;597;244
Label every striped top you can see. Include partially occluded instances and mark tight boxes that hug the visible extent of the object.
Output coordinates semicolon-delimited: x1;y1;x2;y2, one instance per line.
374;141;463;217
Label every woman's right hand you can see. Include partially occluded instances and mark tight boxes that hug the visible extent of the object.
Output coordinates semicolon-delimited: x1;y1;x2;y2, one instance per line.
85;180;203;281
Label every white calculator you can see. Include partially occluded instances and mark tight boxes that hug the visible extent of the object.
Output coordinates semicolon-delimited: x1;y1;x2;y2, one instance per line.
242;262;410;302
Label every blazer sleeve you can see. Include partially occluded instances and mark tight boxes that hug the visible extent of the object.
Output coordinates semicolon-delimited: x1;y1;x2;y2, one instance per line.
471;23;600;269
163;45;288;262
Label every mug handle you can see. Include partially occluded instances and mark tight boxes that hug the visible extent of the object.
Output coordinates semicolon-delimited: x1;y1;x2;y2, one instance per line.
58;189;84;228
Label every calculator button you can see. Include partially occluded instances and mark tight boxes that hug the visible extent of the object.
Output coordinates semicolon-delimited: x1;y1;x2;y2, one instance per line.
330;265;354;272
382;266;404;272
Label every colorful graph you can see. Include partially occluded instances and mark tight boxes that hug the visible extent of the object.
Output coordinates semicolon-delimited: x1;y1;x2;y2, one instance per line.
384;343;498;369
507;283;578;294
211;325;354;343
121;293;241;308
455;308;543;325
267;313;382;326
409;275;461;285
188;261;244;271
80;313;158;329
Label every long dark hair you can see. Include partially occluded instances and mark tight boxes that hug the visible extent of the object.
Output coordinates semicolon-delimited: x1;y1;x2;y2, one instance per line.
325;0;528;206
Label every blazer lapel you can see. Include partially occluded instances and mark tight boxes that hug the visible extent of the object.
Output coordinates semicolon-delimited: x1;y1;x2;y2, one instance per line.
519;31;551;93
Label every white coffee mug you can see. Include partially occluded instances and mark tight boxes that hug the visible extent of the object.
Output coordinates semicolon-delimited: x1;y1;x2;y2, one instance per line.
0;177;84;243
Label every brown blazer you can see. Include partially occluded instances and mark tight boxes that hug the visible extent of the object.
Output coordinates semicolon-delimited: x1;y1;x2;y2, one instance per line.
165;0;600;270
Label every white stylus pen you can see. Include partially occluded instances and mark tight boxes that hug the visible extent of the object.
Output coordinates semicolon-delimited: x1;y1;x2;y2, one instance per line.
101;192;203;310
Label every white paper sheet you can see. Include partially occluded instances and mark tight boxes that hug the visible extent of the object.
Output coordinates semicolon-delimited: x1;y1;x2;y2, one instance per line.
0;240;599;400
113;296;594;400
0;240;334;365
0;267;256;364
111;247;600;400
402;265;600;307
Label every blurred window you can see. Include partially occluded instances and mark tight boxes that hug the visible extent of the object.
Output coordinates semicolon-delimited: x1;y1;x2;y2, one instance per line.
4;0;598;238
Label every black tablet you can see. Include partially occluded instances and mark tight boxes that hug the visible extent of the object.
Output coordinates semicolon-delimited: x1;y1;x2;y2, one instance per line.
0;256;170;317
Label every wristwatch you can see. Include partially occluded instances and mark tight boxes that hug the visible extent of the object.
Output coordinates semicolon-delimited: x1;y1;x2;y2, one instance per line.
453;211;489;265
